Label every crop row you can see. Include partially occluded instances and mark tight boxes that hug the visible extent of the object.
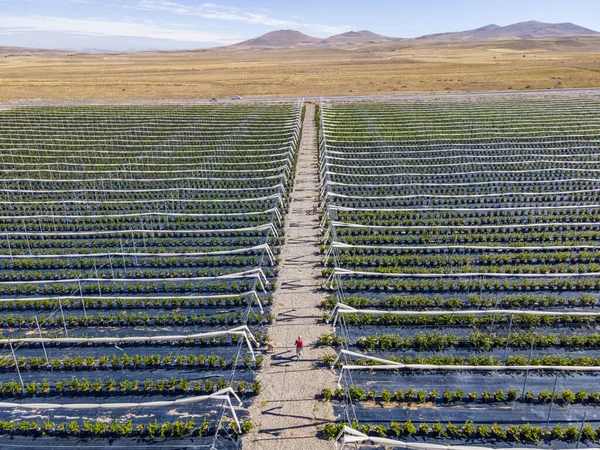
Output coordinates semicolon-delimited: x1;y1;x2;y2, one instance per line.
0;331;269;346
0;202;279;215
0;255;271;271
0;263;274;282
324;385;600;405
334;208;600;223
335;312;600;327
0;294;271;311
353;353;600;367
0;310;272;329
333;230;600;245
0;237;283;251
321;293;598;310
0;376;261;397
330;183;600;196
337;277;600;292
0;418;250;439
0;217;276;233
0;280;263;296
322;330;600;351
0;351;263;371
323;420;598;444
332;261;600;275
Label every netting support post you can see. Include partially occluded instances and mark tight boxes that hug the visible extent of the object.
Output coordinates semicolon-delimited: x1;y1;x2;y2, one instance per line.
503;313;514;360
78;280;88;323
546;372;559;428
5;235;12;261
34;315;49;365
58;297;68;337
521;336;535;397
576;411;587;448
9;340;24;390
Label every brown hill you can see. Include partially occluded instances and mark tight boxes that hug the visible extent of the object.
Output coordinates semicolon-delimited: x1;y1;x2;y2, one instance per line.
319;30;393;45
233;30;320;48
418;21;598;41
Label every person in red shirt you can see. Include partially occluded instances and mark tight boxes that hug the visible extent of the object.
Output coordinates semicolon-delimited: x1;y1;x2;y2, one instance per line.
295;336;303;361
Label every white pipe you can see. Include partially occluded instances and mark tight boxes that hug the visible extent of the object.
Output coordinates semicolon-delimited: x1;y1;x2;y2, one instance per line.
0;243;276;261
0;267;268;285
0;223;279;238
337;349;600;372
0;208;280;220
335;426;598;450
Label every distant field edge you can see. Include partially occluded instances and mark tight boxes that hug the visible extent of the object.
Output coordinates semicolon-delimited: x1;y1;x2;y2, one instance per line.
3;87;600;108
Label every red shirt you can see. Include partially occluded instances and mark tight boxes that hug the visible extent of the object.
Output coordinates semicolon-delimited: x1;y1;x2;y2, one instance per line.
295;339;303;348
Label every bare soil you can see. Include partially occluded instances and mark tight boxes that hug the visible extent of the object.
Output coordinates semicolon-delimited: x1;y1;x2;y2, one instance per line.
1;36;600;101
241;104;337;450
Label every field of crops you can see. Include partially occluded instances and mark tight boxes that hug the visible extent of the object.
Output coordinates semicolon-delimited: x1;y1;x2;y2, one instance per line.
0;103;302;449
318;99;600;447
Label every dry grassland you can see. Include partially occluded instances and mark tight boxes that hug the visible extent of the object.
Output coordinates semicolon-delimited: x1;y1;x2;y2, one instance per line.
1;36;600;101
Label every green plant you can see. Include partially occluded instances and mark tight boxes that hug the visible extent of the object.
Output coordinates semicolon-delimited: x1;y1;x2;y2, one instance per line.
148;420;160;438
323;422;343;440
350;386;365;401
565;424;580;441
251;380;262;394
477;424;490;438
492;422;507;439
442;389;453;403
453;389;463;401
462;420;475;437
381;388;392;403
561;389;576;404
241;421;254;434
432;421;447;437
320;353;337;366
494;389;507;402
374;424;387;437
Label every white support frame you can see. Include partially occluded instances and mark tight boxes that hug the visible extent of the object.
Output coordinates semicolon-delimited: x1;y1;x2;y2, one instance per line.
0;267;270;292
325;267;600;289
2;325;259;362
0;387;244;433
333;349;600;375
1;222;279;238
0;290;265;313
0;243;278;266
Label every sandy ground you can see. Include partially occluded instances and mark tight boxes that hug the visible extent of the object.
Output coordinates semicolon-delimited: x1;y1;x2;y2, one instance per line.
241;105;337;450
1;36;600;101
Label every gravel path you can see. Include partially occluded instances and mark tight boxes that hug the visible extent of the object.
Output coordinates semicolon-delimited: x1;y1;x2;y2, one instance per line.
242;104;337;450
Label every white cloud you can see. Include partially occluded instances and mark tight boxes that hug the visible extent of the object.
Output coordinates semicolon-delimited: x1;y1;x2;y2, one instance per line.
133;0;353;35
0;14;238;43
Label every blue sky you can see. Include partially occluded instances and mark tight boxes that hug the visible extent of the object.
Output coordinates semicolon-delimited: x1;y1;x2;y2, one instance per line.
1;0;599;51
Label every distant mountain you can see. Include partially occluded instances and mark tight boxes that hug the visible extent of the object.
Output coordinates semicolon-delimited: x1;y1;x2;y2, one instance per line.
233;30;320;48
79;48;119;53
320;30;392;45
230;21;598;51
417;21;599;41
3;20;598;53
0;46;70;56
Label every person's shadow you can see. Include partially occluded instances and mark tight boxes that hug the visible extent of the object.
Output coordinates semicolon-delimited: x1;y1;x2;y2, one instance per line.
269;350;297;366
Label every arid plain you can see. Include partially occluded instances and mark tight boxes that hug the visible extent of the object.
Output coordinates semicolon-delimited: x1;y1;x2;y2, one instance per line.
1;35;600;101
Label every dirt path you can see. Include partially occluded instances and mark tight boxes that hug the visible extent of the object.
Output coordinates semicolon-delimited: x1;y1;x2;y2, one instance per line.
242;104;337;450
